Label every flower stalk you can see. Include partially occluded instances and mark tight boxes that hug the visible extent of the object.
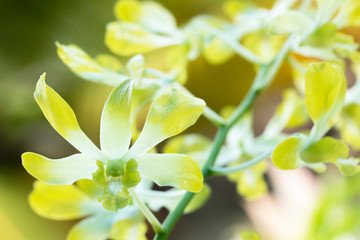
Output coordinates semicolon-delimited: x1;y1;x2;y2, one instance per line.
153;34;294;240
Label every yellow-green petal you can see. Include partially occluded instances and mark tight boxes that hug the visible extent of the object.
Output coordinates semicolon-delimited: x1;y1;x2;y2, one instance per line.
300;137;349;164
337;104;360;150
203;31;235;65
316;0;347;25
230;161;268;200
242;30;283;62
127;87;205;158
114;0;177;33
34;74;105;160
305;62;347;123
165;45;189;84
57;43;128;86
105;22;180;56
29;181;97;220
184;183;211;214
264;89;308;137
109;218;147;240
240;231;260;240
100;79;133;159
67;213;114;240
223;0;255;20
336;158;360;176
95;54;124;72
336;0;360;27
126;55;145;82
22;152;97;185
136;153;203;193
138;183;210;214
271;136;303;170
266;11;312;37
77;179;102;199
163;134;211;168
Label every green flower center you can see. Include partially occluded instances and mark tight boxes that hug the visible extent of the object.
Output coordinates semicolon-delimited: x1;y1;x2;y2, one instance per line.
92;158;141;212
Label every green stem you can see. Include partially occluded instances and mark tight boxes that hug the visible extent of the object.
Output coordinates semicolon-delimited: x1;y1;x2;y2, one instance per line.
154;35;294;240
154;126;228;240
203;107;226;126
129;188;163;234
154;72;264;240
210;150;272;176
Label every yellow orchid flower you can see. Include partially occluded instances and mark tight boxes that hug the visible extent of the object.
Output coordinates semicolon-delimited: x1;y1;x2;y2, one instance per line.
22;73;205;211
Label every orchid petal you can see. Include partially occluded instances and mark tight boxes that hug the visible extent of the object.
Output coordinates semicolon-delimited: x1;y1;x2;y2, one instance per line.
114;0;177;33
67;213;115;240
34;74;105;160
57;43;128;86
105;22;180;56
100;79;133;159
127;87;205;158
135;153;203;193
29;181;97;220
22;153;97;185
109;217;147;240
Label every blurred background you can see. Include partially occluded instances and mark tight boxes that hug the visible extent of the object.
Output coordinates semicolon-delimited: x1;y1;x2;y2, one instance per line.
1;0;359;239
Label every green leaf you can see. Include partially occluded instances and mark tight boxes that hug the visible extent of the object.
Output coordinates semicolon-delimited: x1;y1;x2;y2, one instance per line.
300;137;349;163
271;136;303;170
336;158;360;176
305;62;346;123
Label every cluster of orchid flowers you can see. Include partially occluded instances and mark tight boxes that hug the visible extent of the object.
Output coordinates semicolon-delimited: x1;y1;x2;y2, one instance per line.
22;0;360;239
